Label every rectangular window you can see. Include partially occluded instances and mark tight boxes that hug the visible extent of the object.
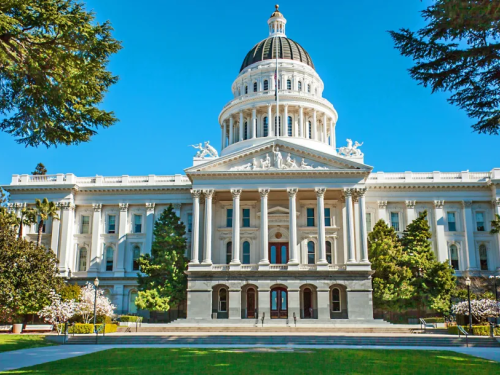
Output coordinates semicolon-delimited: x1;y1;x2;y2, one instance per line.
81;216;90;234
390;212;400;232
134;214;142;233
242;209;250;228
307;208;315;227
187;213;193;233
366;213;372;232
226;209;233;228
324;208;331;227
108;215;116;234
476;212;485;231
447;212;456;231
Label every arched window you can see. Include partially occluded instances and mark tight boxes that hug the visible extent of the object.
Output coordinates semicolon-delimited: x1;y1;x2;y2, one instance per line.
226;242;232;264
243;241;250;264
219;288;227;312
298;81;302;91
132;246;140;271
326;241;332;264
275;116;281;136
479;244;488;270
264;116;269;137
332;288;341;312
307;84;311;93
287;116;293;136
78;247;87;272
307;241;315;264
105;246;114;271
253;82;257;92
308;121;312;139
263;80;269;91
129;291;138;314
287;79;291;90
244;122;248;140
245;86;248;94
449;245;459;270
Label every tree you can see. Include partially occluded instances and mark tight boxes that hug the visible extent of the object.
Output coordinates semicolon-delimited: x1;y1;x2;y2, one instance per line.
60;282;81;301
73;282;115;323
452;299;500;323
34;198;59;247
399;211;456;314
32;163;47;175
491;213;500;234
0;219;63;322
136;205;188;312
0;0;122;147
17;205;37;239
389;1;500;134
38;290;75;333
368;220;413;311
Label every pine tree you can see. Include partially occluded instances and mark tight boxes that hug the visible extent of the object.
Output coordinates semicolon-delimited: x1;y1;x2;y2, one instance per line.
368;220;413;311
136;205;188;312
399;211;456;314
32;163;47;175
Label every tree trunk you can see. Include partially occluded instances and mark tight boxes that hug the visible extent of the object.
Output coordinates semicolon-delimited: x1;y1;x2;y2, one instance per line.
18;218;23;238
37;219;44;247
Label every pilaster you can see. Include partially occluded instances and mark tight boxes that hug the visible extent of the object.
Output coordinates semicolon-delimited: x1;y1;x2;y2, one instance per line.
259;188;270;268
145;203;155;256
58;202;75;276
89;204;102;272
405;200;416;224
190;190;202;264
316;188;328;268
287;188;299;268
203;190;215;265
116;203;128;276
230;189;242;269
433;200;448;262
462;201;478;270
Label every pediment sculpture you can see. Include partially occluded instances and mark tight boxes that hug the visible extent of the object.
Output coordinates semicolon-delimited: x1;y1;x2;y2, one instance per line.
190;141;219;158
338;139;363;157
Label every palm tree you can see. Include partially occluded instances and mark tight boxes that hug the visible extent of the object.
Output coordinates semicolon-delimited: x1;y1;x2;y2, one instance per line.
34;198;59;247
18;205;37;239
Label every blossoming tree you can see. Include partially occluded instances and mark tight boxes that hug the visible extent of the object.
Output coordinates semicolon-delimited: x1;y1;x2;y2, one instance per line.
38;291;75;334
74;282;116;324
452;299;500;323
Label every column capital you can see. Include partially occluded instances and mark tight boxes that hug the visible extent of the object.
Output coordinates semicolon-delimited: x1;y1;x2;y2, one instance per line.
315;187;326;197
231;189;242;198
287;188;298;197
377;200;387;208
405;200;416;208
354;188;367;197
259;188;270;198
342;188;354;197
60;202;75;211
492;198;500;207
92;203;102;212
462;200;473;208
434;200;445;209
203;189;215;198
190;189;202;198
172;203;181;211
119;203;128;212
146;203;155;213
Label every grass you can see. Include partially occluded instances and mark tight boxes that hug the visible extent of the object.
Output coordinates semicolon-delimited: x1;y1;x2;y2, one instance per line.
1;348;499;374
0;335;56;353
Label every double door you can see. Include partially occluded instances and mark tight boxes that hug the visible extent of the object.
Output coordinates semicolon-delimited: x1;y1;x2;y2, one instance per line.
269;242;289;264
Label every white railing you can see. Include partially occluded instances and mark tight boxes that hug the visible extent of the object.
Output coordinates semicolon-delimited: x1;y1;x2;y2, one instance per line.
11;174;191;186
269;265;289;270
29;175;58;183
211;265;230;271
208;264;347;271
367;171;491;184
299;264;317;270
329;264;346;270
241;265;259;271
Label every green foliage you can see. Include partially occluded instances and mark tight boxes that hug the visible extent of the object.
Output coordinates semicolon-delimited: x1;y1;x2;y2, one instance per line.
32;163;47;175
389;1;500;134
447;325;500;336
368;220;413;311
60;283;81;301
0;217;63;322
34;198;59;247
424;317;445;324
118;315;142;322
491;214;500;234
136;205;188;311
18;206;37;238
0;188;6;206
0;0;122;147
59;323;117;334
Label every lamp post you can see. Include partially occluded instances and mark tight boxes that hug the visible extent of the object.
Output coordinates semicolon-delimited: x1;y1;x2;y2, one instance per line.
93;277;99;342
490;275;500;324
465;277;472;332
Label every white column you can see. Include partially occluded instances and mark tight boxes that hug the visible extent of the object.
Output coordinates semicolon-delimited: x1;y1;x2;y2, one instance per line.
58;203;75;275
312;110;317;140
287;188;299;265
316;188;328;265
229;117;234;145
329;119;334;148
268;104;273;137
116;203;128;276
145;203;155;256
50;205;61;256
433;200;448;262
89;204;102;271
377;201;388;223
259;189;270;266
406;201;416;224
345;189;356;263
353;195;361;262
239;111;244;141
322;113;327;143
190;190;201;264
463;201;478;270
203;190;214;265
222;121;227;150
493;198;500;270
231;189;242;265
299;106;304;138
251;108;257;139
358;189;369;263
284;105;288;136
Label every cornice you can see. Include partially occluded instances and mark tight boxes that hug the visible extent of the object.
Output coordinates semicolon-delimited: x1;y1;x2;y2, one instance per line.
366;183;490;190
76;186;191;193
2;184;78;193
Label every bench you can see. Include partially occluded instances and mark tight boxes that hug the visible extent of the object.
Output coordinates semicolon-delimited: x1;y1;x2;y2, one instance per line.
0;325;12;332
23;325;53;332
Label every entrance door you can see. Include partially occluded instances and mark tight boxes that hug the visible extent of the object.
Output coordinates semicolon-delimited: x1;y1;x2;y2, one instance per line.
270;287;288;319
247;288;256;319
269;242;289;264
303;288;312;318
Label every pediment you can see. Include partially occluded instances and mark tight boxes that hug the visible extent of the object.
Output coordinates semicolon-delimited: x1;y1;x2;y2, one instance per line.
268;206;289;215
185;139;372;175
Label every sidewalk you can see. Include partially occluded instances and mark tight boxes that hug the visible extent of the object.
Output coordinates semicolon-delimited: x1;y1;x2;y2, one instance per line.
1;344;499;372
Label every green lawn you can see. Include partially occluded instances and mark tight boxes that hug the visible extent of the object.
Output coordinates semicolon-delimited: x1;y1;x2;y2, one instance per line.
1;348;499;374
0;335;56;353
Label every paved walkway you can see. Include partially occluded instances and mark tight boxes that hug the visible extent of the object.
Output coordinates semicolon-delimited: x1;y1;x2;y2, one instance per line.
0;344;499;372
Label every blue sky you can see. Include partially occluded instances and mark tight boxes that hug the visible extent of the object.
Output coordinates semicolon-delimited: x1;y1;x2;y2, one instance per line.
1;0;498;184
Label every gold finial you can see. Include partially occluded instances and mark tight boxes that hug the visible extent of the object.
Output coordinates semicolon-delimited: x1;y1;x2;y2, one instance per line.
275;4;279;11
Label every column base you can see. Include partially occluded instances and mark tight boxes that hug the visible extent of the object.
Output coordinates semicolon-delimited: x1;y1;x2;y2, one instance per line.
287;261;299;271
229;262;242;271
202;260;213;265
345;263;372;271
316;263;329;271
258;262;270;271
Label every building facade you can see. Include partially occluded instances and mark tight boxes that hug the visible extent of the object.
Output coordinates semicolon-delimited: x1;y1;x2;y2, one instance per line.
3;7;500;322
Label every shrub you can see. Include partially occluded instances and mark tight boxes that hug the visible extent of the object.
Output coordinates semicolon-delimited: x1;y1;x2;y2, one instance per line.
57;323;118;334
447;325;500;336
423;317;445;324
119;315;141;322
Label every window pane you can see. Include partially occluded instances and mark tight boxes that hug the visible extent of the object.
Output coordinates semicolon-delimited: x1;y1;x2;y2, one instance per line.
326;241;332;264
106;247;114;271
270;245;277;264
226;242;232;264
264;80;268;91
307;208;315;227
132;246;140;271
391;212;399;232
307;241;315;264
81;216;90;234
324;208;331;227
479;245;488;270
271;290;277;310
134;215;142;233
226;209;233;228
476;212;485;231
447;212;456;231
79;248;87;271
187;213;193;233
366;213;372;231
287;116;292;136
450;245;459;270
281;290;287;310
108;216;116;234
242;209;250;228
281;245;288;264
243;241;250;264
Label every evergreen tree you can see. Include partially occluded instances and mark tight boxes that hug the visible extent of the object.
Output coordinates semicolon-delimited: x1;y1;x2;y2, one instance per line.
491;214;500;234
390;1;500;134
136;205;188;312
0;0;121;146
368;220;413;311
32;163;47;175
399;211;456;314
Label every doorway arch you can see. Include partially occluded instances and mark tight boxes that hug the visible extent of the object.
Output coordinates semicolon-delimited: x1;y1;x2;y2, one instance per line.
270;286;288;319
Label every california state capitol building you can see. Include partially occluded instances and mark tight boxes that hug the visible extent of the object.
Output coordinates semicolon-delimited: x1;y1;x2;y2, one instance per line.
3;6;500;324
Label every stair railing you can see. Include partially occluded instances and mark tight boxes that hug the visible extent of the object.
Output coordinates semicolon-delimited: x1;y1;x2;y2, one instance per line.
261;312;265;327
457;325;469;347
293;312;297;327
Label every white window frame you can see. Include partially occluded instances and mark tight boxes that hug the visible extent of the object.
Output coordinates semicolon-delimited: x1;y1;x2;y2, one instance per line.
81;215;90;234
218;288;228;312
475;211;486;232
107;214;117;234
390;212;401;232
447;211;457;232
133;214;143;234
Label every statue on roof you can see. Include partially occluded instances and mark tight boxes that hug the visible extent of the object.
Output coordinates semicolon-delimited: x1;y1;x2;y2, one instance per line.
190;141;219;158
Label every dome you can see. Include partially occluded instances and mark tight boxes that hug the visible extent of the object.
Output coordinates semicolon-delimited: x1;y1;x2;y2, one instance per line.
239;37;315;72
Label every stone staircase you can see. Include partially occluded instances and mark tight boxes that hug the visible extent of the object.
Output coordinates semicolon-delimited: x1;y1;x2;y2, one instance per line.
66;334;500;347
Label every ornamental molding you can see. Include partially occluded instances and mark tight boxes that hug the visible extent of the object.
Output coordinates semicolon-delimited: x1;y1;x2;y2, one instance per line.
463;200;473;208
92;203;102;212
203;189;215;198
434;200;445;209
190;189;202;198
493;198;500;207
146;203;155;213
119;203;129;212
377;201;387;209
59;202;75;211
315;187;326;197
405;200;416;208
172;203;182;210
259;188;271;197
231;189;242;198
287;188;298;198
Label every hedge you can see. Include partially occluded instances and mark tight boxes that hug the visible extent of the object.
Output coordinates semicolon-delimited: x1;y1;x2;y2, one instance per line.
447;325;500;336
119;315;142;322
423;317;445;324
58;323;118;334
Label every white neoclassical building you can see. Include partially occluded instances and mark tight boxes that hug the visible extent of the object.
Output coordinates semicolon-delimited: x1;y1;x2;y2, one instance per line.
3;7;500;322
